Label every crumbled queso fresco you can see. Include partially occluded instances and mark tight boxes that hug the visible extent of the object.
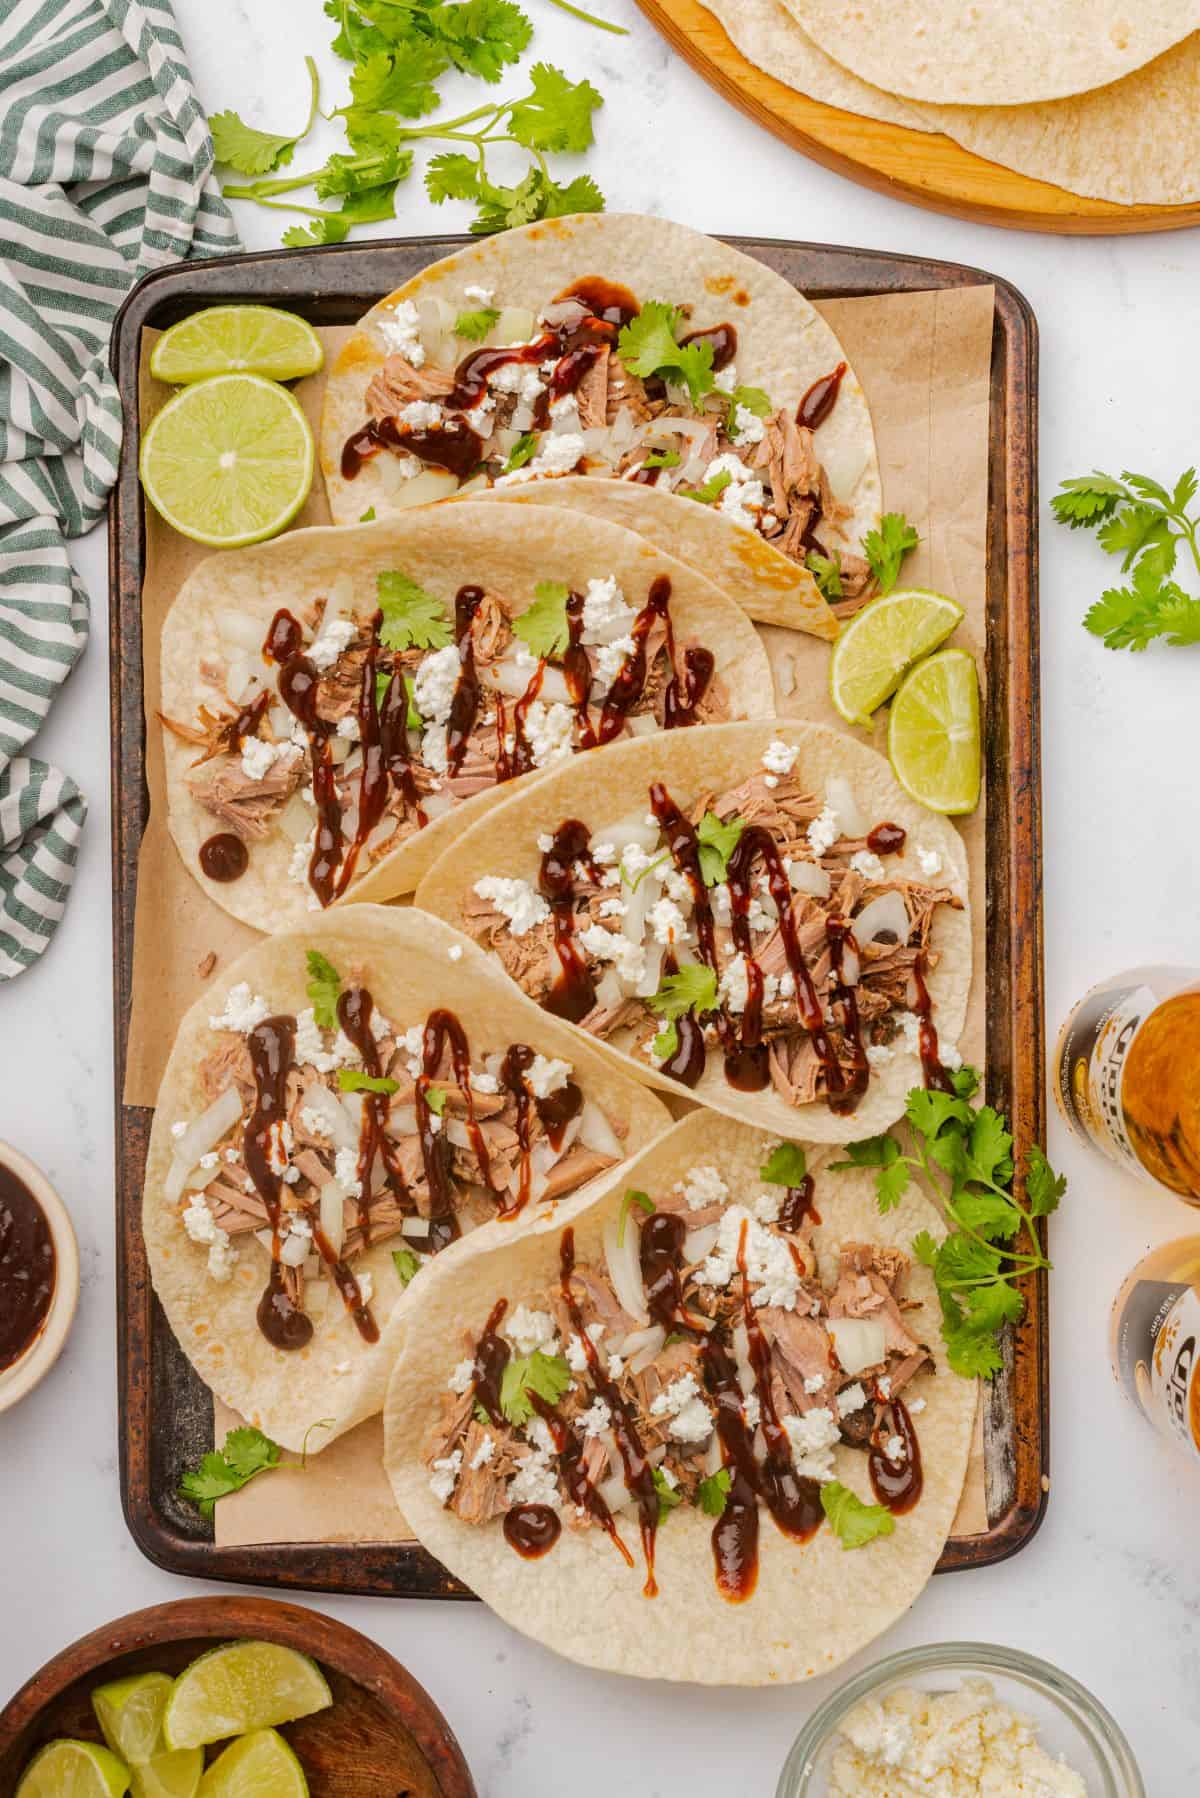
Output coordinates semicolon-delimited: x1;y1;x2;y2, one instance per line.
828;1677;1088;1797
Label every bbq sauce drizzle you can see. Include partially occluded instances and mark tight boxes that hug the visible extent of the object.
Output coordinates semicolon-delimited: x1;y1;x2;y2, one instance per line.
911;948;955;1094
560;575;711;752
498;1043;583;1217
538;818;601;1023
868;1393;924;1513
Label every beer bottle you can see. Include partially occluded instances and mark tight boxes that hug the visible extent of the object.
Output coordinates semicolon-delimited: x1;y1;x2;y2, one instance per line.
1111;1239;1200;1462
1054;967;1200;1202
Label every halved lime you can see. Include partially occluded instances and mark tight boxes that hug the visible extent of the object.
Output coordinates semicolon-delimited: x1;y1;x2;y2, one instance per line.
888;647;981;814
162;1643;331;1751
131;1750;204;1798
197;1731;307;1798
139;373;314;548
92;1672;173;1764
150;308;323;385
830;586;964;724
16;1739;130;1798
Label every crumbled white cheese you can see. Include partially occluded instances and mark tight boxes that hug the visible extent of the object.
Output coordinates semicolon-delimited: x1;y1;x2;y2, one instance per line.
429;1449;462;1505
463;283;494;305
713;365;738;393
898;1011;922;1055
497;429;586;483
508;1448;560;1509
170;1121;188;1139
307;617;356;672
240;736;281;781
523;698;575;768
837;1382;867;1417
676;1164;729;1212
782;1406;840;1481
877;1376;892;1399
649;1372;714;1444
421;722;449;775
506;1305;559;1357
578;1397;612;1438
298;1106;331;1141
695;1204;803;1310
470;1070;499;1094
473;875;550;937
917;844;943;879
448;1358;475;1394
804;1374;827;1396
198;1151;219;1170
549;394;581;427
182;1194;219;1245
288;830;316;891
578;923;646;986
647;896;690;947
398;399;444;429
526;1054;571;1099
469;1432;495;1470
718;952;750;1015
828;1677;1088;1797
208;982;270;1035
591;840;618;865
377;298;425;365
704;452;766;531
294;1007;357;1074
731;403;766;446
762;738;799;776
580;576;638;646
866;1042;895;1068
335;715;359;741
207;1233;238;1282
593;634;634;688
884;1432;907;1462
334;1145;363;1200
607;1353;625;1378
850;849;887;882
753;1188;782;1224
942;1040;963;1071
598;897;627;919
807;803;840;856
413;643;462;724
489;360;545;402
618;841;657;885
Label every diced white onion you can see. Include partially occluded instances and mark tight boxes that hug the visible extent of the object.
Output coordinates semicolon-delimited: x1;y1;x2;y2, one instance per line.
626;713;658;738
593;969;624;1010
417;296;454;364
330;736;353;766
279;1230;309;1267
184;1162;224;1194
732;1322;753;1395
401;1215;431;1239
386;467;460;508
602;1215;649;1326
578;1100;622;1159
268;704;290;738
854;891;911;947
634;942;663;1000
818;436;870;504
300;1084;358;1154
319;1179;348;1257
600;815;660;855
704;1434;724;1477
387;1104;417;1136
480;653;570;703
169;1087;242;1184
608;407;636;451
788;859;832;900
596;1469;635;1515
684;1223;720;1263
341;1091;364;1131
827;1316;887;1375
619;1324;666;1376
278;792;312;844
631;416;714;450
826;776;867;838
217;609;267;654
445;1117;472;1150
840;943;861;987
422;791;455;819
495;305;535;344
457;472;490;496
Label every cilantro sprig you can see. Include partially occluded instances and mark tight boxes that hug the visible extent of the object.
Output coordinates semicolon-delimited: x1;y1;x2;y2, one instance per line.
392;1246;422;1285
652;1467;682;1521
179;1427;281;1520
833;1067;1064;1378
806;549;842;602
306;949;342;1030
1053;467;1200;650
339;1069;399;1094
696;811;743;886
648;962;719;1022
821;1481;895;1549
863;512;919;595
514;581;570;658
377;570;451;650
681;469;732;507
210;58;322;176
454;306;500;341
616;1187;654;1245
498;1349;572;1424
761;1142;807;1187
618;302;714;406
697;1468;731;1516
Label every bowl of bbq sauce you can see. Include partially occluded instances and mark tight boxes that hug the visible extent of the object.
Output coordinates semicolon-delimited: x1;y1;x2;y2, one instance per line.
0;1143;78;1414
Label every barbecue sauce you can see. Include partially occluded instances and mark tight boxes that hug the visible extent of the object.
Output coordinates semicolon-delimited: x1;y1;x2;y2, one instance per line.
825;916;869;1108
657;952;707;1087
504;1504;561;1558
446;586;485;774
911;949;955;1094
0;1163;55;1372
341;413;483;482
266;608;341;909
199;832;248;882
869;1395;924;1513
779;1175;820;1232
867;821;906;856
529;1390;634;1567
245;1015;314;1353
423;1007;498;1213
678;321;737;371
538;819;599;1023
471;1297;511;1426
797;361;847;432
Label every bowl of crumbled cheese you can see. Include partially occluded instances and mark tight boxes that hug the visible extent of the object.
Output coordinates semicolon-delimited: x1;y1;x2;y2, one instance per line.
775;1641;1145;1797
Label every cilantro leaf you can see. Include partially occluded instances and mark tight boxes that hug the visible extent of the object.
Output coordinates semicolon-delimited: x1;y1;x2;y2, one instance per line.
180;1427;281;1520
648;962;718;1022
503;432;539;474
424;1084;448;1115
1097;504;1175;572
281;215;352;249
965;1107;1014;1189
729;384;771;419
428;0;534;80
652;1467;682;1521
696;811;744;886
1051;472;1127;529
681;469;731;506
875;1159;911;1214
643;447;681;470
392;1246;421;1285
905;1087;974;1142
339;1070;399;1094
306;949;342;1030
344;43;449;122
821;1481;896;1550
617;1188;654;1245
507;63;603;153
499;1350;572;1425
514;581;570;658
831;1134;902;1170
455;306;500;341
760;1142;807;1187
863;512;919;595
618;301;714;406
1155;590;1200;645
377;570;452;650
697;1468;732;1516
425;151;484;204
211;57;320;176
360;507;376;522
314;147;413;198
951;1190;1023;1242
652;1022;678;1062
1025;1145;1067;1218
807;549;842;601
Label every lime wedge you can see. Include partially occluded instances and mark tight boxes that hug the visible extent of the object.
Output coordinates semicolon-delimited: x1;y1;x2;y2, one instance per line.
92;1672;173;1764
139;373;314;548
830;587;964;724
150;308;323;385
131;1750;204;1798
162;1644;331;1751
17;1739;131;1798
197;1731;307;1798
888;647;981;814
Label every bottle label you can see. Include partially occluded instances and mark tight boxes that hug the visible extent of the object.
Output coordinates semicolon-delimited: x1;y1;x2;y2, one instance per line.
1116;1280;1200;1457
1056;982;1156;1172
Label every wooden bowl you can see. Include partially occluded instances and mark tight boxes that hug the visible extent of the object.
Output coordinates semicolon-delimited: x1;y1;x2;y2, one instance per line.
0;1598;476;1798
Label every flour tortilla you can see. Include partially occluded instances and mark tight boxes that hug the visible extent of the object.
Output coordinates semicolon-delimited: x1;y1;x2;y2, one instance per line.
319;212;883;637
383;1109;976;1684
789;0;1200;104
701;0;930;130
161;503;775;933
416;720;971;1144
142;907;671;1454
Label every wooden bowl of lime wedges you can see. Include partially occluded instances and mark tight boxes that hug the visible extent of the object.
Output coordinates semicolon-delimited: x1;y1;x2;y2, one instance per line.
0;1598;476;1798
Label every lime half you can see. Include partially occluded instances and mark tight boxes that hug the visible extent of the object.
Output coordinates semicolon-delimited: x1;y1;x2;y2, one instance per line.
150;307;323;385
92;1672;173;1765
163;1643;331;1751
888;647;981;815
17;1739;131;1798
139;373;314;548
197;1730;307;1798
830;586;964;725
131;1750;204;1798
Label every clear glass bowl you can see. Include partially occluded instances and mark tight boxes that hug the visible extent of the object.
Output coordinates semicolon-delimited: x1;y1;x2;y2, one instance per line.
775;1642;1145;1797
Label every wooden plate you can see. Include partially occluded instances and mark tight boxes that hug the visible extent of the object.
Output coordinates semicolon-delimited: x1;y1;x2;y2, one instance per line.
0;1598;476;1797
635;0;1200;234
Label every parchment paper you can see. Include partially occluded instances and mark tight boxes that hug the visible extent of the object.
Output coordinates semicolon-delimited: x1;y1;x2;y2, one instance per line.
120;287;995;1547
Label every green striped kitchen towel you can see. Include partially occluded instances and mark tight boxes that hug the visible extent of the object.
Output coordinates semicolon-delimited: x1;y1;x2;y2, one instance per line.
0;0;240;979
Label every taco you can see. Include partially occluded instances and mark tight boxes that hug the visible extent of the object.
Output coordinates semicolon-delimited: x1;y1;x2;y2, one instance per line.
416;721;971;1143
383;1110;975;1683
159;501;773;932
142;907;670;1453
319;213;882;636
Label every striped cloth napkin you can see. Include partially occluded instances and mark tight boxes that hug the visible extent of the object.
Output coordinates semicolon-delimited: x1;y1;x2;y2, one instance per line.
0;0;239;979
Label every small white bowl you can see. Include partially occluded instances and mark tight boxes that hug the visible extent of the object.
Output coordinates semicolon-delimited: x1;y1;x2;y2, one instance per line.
0;1143;79;1415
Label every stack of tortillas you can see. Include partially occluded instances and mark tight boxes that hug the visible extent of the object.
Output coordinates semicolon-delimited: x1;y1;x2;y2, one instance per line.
701;0;1200;205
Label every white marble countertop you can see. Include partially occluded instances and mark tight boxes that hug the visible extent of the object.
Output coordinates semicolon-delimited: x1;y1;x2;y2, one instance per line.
3;0;1200;1787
